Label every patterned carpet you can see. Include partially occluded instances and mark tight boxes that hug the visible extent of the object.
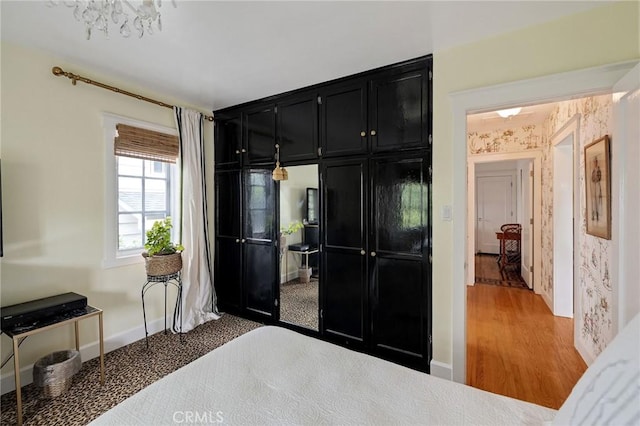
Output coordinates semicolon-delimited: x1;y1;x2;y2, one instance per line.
0;315;261;426
279;278;319;330
475;254;529;289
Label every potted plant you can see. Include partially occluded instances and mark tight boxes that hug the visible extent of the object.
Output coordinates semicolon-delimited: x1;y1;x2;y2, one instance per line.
142;217;184;277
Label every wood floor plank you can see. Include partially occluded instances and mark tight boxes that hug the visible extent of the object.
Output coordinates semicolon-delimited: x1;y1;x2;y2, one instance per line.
466;283;587;409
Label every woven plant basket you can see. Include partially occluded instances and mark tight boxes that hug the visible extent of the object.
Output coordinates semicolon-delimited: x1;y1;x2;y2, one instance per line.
33;350;81;399
143;252;182;276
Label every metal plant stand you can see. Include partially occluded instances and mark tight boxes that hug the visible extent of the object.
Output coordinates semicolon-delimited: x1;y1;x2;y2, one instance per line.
141;272;183;348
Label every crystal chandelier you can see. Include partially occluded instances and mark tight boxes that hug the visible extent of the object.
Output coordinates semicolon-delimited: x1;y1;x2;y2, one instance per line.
48;0;175;40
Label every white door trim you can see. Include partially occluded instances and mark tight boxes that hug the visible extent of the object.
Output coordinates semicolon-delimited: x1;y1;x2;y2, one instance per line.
467;152;541;294
551;114;580;320
612;63;640;333
449;60;638;384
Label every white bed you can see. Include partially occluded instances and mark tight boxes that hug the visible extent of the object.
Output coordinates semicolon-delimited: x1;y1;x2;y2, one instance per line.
90;314;640;425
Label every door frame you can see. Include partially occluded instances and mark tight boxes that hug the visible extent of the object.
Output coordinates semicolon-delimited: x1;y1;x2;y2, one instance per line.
550;115;580;321
467;151;542;293
449;60;638;383
475;169;517;254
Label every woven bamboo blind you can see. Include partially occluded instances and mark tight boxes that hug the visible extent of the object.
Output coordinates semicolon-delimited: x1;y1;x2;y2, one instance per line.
115;124;179;163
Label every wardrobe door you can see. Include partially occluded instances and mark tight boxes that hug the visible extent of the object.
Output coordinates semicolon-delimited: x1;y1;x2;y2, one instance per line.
369;66;429;152
214;111;242;169
244;104;276;165
321;158;367;345
369;155;431;369
278;91;318;163
214;170;242;312
319;80;368;157
243;168;277;318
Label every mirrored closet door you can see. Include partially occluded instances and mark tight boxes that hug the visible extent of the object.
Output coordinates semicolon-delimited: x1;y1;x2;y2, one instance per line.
278;164;319;330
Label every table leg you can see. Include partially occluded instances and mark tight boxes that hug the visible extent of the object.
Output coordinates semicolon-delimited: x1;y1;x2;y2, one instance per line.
74;321;80;351
99;312;105;384
13;337;22;426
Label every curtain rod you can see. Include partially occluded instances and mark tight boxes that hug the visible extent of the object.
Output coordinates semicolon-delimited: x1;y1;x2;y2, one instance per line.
51;66;214;122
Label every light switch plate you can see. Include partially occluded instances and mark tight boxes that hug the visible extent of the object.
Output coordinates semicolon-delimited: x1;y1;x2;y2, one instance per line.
441;205;452;221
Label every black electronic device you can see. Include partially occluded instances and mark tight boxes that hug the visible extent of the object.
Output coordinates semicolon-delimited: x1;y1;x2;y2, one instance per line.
1;292;87;330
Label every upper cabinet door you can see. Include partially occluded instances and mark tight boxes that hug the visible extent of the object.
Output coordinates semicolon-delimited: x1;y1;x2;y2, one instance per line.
214;111;242;168
244;104;276;164
319;81;368;158
277;92;318;163
369;66;429;152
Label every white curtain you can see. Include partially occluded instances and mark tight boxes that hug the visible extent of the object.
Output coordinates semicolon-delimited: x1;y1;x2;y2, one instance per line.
173;107;220;333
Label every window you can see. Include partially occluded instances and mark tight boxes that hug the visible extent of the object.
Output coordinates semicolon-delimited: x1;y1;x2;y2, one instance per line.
103;113;180;268
117;157;172;252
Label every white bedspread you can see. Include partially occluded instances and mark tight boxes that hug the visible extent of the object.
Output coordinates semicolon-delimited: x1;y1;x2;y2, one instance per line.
90;326;556;425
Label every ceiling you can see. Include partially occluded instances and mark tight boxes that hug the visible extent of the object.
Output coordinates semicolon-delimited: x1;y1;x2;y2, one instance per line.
1;1;611;111
467;102;558;133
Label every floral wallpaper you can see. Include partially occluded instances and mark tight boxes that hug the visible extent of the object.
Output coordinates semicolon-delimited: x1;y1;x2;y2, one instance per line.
543;94;613;359
468;124;542;155
468;94;614;361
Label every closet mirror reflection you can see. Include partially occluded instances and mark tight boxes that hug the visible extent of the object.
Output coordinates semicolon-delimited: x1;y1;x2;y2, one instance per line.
279;164;319;331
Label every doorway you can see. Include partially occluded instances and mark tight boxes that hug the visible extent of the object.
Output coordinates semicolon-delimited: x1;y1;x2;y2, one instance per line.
278;164;320;331
476;172;516;254
451;61;637;385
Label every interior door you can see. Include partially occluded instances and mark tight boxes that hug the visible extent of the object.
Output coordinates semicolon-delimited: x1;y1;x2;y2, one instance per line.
476;174;514;254
521;163;534;288
370;155;430;369
321;158;367;345
243;168;277;318
214;111;242;168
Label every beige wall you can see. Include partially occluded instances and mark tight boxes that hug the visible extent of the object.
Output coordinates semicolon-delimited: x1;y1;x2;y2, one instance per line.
432;1;639;365
0;42;213;383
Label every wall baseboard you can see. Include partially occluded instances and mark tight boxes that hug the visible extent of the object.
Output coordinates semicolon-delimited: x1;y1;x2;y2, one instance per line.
575;338;595;367
1;317;167;395
430;360;452;381
542;290;553;314
280;270;299;284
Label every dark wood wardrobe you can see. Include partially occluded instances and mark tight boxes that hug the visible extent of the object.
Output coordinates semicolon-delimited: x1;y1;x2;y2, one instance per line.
213;55;432;372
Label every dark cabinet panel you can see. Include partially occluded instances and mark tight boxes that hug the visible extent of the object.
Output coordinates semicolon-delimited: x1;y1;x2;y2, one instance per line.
214;111;242;168
244;242;277;317
370;155;430;367
215;170;241;238
278;92;318;162
215;237;242;312
243;168;277;319
369;67;429;152
243;169;276;241
371;257;425;357
321;159;367;343
324;161;366;248
323;251;366;343
319;81;367;157
245;104;276;164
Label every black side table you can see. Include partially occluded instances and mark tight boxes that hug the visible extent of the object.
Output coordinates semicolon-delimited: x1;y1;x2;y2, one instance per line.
141;272;183;348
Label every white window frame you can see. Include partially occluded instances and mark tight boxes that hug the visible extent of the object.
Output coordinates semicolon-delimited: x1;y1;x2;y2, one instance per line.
102;112;180;269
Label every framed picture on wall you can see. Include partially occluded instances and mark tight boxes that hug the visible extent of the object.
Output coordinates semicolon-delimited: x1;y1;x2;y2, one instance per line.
584;135;611;239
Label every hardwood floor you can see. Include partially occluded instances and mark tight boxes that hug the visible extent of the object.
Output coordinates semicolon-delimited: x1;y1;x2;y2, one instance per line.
466;283;587;409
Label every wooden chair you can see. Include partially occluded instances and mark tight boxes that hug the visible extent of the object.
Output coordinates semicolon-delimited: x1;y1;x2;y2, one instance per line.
497;223;522;272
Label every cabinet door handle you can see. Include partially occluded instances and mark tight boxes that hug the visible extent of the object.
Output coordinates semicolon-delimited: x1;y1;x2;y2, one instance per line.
370;251;376;257
235;150;240;154
370;130;376;136
241;239;246;243
241;149;246;153
235;239;240;243
360;131;366;137
360;250;365;255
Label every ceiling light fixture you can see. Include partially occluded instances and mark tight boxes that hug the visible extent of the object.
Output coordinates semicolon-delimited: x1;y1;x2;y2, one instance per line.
48;0;175;40
496;107;522;119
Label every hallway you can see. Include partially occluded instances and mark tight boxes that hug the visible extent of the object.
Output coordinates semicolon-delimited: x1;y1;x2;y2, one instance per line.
466;283;587;409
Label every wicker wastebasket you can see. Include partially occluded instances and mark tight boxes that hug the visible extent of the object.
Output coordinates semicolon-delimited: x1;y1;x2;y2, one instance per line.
33;350;82;398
